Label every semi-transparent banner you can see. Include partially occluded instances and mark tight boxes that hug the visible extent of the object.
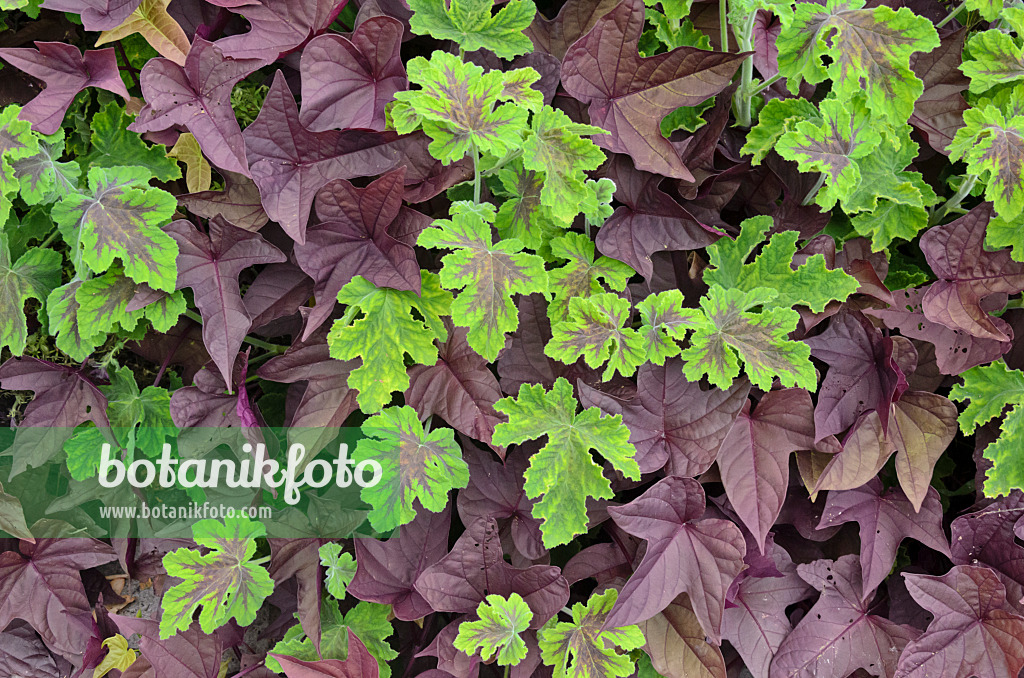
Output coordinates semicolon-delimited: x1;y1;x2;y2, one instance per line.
0;425;389;539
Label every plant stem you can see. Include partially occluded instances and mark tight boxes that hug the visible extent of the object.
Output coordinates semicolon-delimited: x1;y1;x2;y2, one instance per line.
801;173;827;206
936;1;965;27
732;11;759;127
504;665;510;678
38;228;60;249
929;174;978;225
183;309;287;353
115;42;141;90
472;143;482;204
749;73;782;97
720;0;729;51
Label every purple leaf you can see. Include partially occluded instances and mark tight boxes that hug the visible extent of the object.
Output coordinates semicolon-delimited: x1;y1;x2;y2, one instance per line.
717;388;816;553
299;17;407;132
38;0;140;31
595;155;721;279
0;621;64;677
605;476;747;642
811;410;896;495
0;43;128;135
769;555;918;678
169;354;261;451
347;502;450;621
243;262;314;334
268;539;324;654
950;494;1024;613
888;390;958;513
177;170;270;232
920;202;1024;342
818;478;950;601
909;27;969;155
207;0;349;65
129;38;261;176
641;593;727;678
0;539;117;658
293;168;426;340
578;358;750;475
273;629;379;677
166;216;286;391
414;516;569;627
111;615;223;678
895;566;1024;678
560;0;745;180
525;0;620;60
242;71;419;244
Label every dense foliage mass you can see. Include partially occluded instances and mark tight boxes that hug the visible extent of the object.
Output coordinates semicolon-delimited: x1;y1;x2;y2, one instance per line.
2;0;1024;675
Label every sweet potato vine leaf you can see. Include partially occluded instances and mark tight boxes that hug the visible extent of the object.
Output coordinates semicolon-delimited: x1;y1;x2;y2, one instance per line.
408;0;536;59
704;215;858;313
454;593;533;666
950;361;1024;497
328;272;452;413
93;634;137;678
680;285;816;391
0;233;61;356
776;0;939;123
319;543;356;601
538;588;645;678
392;52;532;165
210;0;348;65
418;201;548;361
895;565;1024;678
159;515;274;639
353;405;468;533
96;0;191;66
560;0;744;180
546;293;645;380
51;165;179;291
492;377;640;547
167;133;211;193
948;98;1024;221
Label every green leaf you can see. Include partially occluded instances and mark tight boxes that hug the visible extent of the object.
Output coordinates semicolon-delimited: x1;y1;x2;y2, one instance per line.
92;634;137;678
454;593;533;667
319;543;356;600
776;0;939;123
407;0;535;59
80;102;181;182
680;285;816;391
545;293;645;380
0;233;61;356
538;588;645;678
948;100;1024;221
704;215;859;312
4;206;54;261
949;362;1024;497
522;105;607;222
159;515;274;639
51;165;178;291
635;289;701;365
392;52;530;164
965;0;1003;21
0;105;40;224
354;405;469;533
776;96;883;209
580;177;616;229
985;212;1024;262
743;98;820;164
102;364;174;458
418;201;548;361
46;280;106;361
547;232;634;322
75;269;147;338
492;378;639;547
961;29;1024;95
501;68;545;112
494;162;568;253
326;272;453;414
12;128;81;205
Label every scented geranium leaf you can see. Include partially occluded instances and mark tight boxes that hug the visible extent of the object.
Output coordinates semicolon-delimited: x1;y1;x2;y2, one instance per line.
539;589;644;678
160;515;275;639
634;290;701;366
949;103;1024;221
742;97;819;164
0;234;61;356
392;53;531;164
327;272;452;413
547;232;634;323
776;0;939;123
705;216;858;313
920;203;1024;342
605;477;746;642
492;377;640;547
546;293;644;380
718;388;816;553
454;593;533;666
770;556;918;678
418;201;548;361
166;217;285;391
299;18;406;132
96;0;190;65
818;478;950;601
210;0;348;65
407;0;535;59
353;405;468;532
129;38;261;177
0;105;39;223
680;285;816;391
80;101;180;182
895;566;1024;678
950;361;1024;496
319;543;356;600
46;280;105;360
101;364;173;457
167;133;211;193
73;269;148;339
776;96;882;210
961;30;1024;95
560;0;745;180
0;43;128;136
578;357;749;475
521;105;607;222
11;129;81;205
295;169;425;341
494;162;566;252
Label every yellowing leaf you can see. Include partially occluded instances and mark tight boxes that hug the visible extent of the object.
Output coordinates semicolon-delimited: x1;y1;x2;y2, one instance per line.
97;0;190;66
93;634;137;678
167;133;211;193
